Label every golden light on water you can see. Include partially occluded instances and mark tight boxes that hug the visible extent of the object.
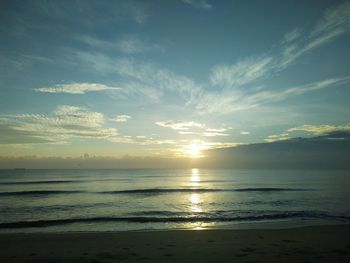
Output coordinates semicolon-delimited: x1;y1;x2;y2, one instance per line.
191;168;200;187
185;168;216;230
190;193;202;213
190;168;202;213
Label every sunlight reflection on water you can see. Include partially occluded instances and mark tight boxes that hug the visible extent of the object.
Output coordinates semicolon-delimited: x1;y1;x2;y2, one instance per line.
190;168;200;187
188;168;206;229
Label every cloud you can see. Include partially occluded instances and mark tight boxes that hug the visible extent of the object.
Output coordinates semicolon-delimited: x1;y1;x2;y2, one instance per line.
1;106;234;149
78;34;163;55
193;1;350;115
182;0;212;9
0;124;54;144
265;133;290;142
156;121;230;137
287;124;350;135
283;28;302;43
70;2;349;117
116;35;163;54
123;0;150;24
174;140;239;157
74;53;202;103
110;115;131;122
0;106;180;147
240;131;250;135
178;131;197;135
0;105;118;144
210;56;274;89
279;2;350;68
202;132;228;137
203;128;229;136
156;120;204;130
244;76;350;105
195;76;350;114
2;0;151;45
35;83;120;94
206;128;228;132
311;2;350;39
116;35;150;54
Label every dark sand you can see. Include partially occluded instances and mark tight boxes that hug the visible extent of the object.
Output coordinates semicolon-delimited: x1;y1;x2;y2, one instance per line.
1;224;350;262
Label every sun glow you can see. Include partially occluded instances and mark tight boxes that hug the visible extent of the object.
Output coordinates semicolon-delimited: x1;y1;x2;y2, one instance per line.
183;144;202;158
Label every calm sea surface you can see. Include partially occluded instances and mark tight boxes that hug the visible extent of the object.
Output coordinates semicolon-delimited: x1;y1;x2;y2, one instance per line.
0;169;349;232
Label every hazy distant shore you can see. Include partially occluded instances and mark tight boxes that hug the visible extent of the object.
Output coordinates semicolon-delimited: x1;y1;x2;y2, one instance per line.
1;224;349;262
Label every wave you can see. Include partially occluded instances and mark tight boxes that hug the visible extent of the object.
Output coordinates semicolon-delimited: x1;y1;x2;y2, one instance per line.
234;188;304;192
0;187;308;197
1;211;348;229
0;178;133;185
0;190;84;196
0;180;77;185
101;188;306;195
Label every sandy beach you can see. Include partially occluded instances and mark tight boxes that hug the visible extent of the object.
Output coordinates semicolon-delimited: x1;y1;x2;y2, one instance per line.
0;224;349;262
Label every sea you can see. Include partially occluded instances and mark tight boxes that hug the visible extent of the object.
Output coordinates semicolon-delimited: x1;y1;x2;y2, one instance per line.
0;169;349;233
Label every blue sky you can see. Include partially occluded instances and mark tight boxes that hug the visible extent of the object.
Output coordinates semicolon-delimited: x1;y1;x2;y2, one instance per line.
0;0;350;158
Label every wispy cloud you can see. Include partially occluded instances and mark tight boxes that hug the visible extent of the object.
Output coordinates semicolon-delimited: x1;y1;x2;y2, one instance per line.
35;83;120;94
287;124;350;135
195;75;350;114
210;56;274;89
279;2;350;68
3;0;150;42
69;2;349;117
203;128;229;137
156;121;230;137
182;0;212;10
240;131;250;135
78;34;163;55
264;133;290;142
202;132;228;137
156;120;204;130
206;128;228;132
116;35;163;54
243;77;350;106
311;2;350;40
74;52;202;103
282;28;302;43
110;115;131;122
193;2;350;115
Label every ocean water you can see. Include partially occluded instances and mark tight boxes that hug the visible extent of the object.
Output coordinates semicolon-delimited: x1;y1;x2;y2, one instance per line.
0;169;349;232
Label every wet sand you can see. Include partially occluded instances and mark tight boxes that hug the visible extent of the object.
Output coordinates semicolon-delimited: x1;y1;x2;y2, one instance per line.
0;224;350;262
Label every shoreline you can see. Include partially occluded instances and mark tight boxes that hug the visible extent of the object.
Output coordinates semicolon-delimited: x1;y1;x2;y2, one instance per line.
1;218;348;234
1;224;349;262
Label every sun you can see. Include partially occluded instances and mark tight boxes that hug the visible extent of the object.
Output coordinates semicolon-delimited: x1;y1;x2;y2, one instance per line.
183;144;202;158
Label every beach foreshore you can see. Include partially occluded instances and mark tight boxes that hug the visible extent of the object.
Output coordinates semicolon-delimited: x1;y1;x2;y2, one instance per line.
0;224;349;262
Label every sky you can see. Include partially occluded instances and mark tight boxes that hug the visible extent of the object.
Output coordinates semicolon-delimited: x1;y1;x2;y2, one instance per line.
0;0;350;160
